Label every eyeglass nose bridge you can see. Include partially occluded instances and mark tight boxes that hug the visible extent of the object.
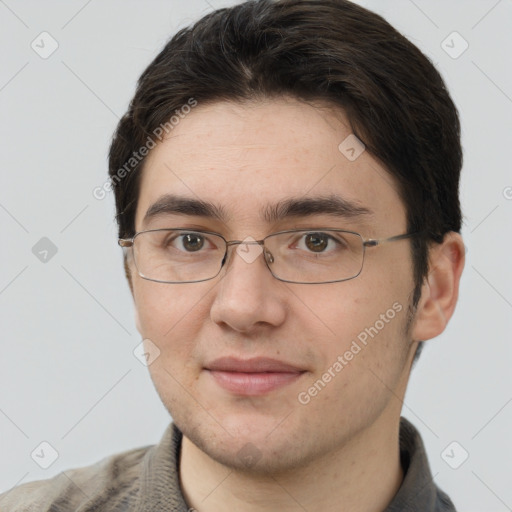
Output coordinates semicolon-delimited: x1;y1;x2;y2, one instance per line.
224;239;275;265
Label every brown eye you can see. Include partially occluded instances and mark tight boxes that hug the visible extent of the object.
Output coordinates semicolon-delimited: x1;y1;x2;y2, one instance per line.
304;233;329;252
182;233;204;251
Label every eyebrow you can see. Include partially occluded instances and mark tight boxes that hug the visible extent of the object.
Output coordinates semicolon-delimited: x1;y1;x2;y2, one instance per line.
143;193;374;226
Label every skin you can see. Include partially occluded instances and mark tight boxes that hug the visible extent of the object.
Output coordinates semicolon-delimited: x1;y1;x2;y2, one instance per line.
129;96;465;512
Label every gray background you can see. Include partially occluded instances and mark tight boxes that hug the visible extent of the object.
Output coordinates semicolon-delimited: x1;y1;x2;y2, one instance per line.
0;1;511;510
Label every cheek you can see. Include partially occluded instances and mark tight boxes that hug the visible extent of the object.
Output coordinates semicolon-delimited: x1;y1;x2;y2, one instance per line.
310;270;411;369
133;282;206;394
313;282;394;334
299;285;410;416
132;280;206;365
135;279;194;334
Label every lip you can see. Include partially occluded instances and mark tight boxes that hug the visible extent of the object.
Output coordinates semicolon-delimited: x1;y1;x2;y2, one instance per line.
205;357;306;396
206;356;304;373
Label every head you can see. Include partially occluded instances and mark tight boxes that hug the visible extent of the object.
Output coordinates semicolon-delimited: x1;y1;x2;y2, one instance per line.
108;0;464;473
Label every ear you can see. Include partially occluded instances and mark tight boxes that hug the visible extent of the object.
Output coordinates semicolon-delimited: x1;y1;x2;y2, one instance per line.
123;255;142;333
124;256;134;294
411;232;465;342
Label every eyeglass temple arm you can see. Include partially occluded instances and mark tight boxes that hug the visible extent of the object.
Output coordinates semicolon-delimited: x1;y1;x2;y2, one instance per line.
363;232;420;248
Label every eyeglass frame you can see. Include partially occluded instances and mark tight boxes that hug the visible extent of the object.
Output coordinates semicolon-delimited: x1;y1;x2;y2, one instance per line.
118;227;423;285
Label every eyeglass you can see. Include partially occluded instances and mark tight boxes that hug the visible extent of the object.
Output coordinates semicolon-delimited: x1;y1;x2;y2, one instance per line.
118;228;421;285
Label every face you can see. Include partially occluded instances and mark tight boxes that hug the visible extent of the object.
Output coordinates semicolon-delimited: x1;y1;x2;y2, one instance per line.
131;97;418;473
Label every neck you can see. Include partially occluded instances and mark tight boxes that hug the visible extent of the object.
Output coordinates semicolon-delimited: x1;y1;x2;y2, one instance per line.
179;410;404;512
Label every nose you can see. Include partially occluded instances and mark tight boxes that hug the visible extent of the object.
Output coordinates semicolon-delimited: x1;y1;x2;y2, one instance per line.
209;240;287;333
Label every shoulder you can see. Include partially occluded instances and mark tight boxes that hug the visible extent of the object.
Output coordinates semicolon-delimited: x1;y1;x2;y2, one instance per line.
0;443;154;512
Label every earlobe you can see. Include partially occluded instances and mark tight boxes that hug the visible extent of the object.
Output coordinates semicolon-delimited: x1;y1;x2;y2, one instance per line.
411;232;465;342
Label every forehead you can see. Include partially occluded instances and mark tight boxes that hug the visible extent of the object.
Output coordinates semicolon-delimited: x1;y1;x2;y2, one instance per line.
135;98;406;235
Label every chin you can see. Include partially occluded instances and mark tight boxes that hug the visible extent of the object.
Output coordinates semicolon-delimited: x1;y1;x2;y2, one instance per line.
189;425;310;475
174;404;323;475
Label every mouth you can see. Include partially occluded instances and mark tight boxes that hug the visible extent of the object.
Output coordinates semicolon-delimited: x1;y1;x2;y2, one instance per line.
204;357;307;396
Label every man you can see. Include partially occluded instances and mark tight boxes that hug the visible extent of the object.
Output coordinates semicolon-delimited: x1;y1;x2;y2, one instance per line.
0;0;465;510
